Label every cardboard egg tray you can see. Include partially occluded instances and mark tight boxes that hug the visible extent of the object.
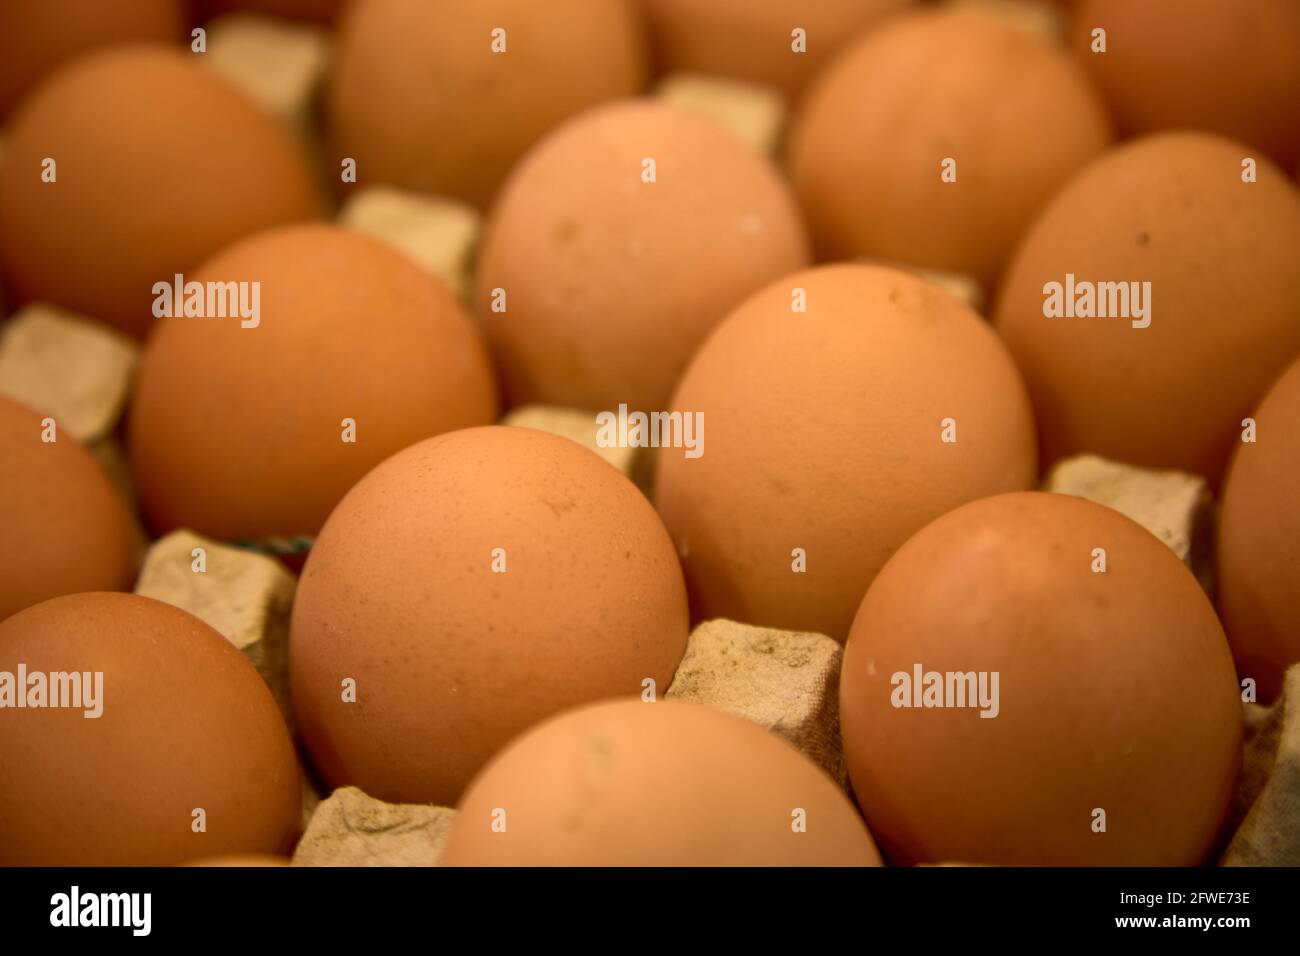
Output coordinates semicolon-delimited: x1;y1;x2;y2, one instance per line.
2;165;1294;872
1;3;1295;870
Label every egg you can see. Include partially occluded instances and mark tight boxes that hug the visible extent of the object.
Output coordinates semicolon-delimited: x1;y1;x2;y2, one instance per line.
994;132;1300;484
840;491;1241;865
477;99;810;412
1218;355;1300;703
128;223;497;543
0;592;300;865
655;264;1037;640
0;45;320;337
789;9;1112;286
639;0;914;101
329;0;649;208
0;395;139;621
198;0;346;24
290;426;690;805
440;698;881;866
1070;0;1300;169
0;0;183;118
183;854;291;866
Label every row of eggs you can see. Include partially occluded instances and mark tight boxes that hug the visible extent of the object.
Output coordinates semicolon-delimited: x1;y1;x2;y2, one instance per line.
1;0;1298;865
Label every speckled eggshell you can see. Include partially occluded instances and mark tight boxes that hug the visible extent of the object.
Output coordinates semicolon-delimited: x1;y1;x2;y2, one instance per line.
1070;0;1300;169
0;396;139;621
440;698;881;866
329;0;649;208
476;99;810;412
841;492;1242;866
0;0;183;118
639;0;914;100
0;45;320;336
289;426;690;806
128;223;498;543
1218;355;1300;703
654;263;1037;641
789;9;1112;286
994;132;1300;485
0;593;301;866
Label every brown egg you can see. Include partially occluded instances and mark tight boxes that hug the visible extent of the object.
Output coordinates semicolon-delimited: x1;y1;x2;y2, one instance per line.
994;132;1300;484
199;0;346;24
639;0;913;101
329;0;648;208
0;0;183;118
1070;0;1300;169
0;45;319;337
290;426;690;806
477;99;810;412
1218;355;1300;703
441;699;880;866
841;492;1241;865
655;264;1037;641
0;396;138;621
789;9;1112;286
128;223;497;543
0;592;300;865
183;854;291;866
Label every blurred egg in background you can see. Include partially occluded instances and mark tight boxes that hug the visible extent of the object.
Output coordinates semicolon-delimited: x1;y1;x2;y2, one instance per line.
328;0;650;208
476;99;810;413
128;223;497;543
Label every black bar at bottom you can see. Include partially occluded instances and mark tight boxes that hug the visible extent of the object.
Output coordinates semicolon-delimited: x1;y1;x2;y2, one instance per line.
0;865;1282;942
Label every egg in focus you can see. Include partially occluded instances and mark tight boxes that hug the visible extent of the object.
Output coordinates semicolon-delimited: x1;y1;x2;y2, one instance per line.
0;592;300;866
655;263;1037;640
994;131;1300;484
290;426;690;806
841;491;1242;866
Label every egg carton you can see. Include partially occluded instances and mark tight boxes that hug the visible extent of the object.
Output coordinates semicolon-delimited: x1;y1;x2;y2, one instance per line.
198;13;331;144
292;786;456;867
655;72;787;158
337;186;481;303
0;303;138;445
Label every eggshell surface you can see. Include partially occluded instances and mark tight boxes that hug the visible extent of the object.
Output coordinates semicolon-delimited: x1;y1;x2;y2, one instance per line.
640;0;914;100
290;426;690;806
789;10;1112;285
477;99;810;412
128;223;498;543
440;698;881;866
655;264;1037;640
0;45;320;337
0;0;183;118
329;0;649;208
0;592;301;866
1218;356;1300;703
841;492;1242;866
1071;0;1300;169
995;132;1300;484
0;396;139;621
